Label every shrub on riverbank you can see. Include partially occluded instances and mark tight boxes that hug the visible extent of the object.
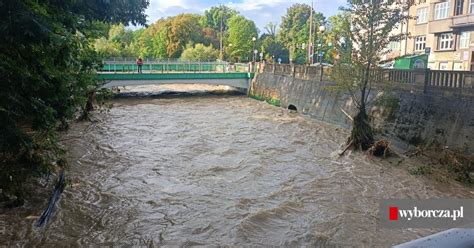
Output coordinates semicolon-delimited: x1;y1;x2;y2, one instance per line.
0;0;148;205
250;94;281;107
405;146;473;184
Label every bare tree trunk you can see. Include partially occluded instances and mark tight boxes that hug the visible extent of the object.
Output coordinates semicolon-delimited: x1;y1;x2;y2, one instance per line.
349;63;374;150
79;91;95;121
348;4;375;151
349;102;374;150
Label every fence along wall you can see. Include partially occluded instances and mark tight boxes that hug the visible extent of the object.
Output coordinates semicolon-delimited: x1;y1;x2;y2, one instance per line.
262;63;474;90
251;64;474;155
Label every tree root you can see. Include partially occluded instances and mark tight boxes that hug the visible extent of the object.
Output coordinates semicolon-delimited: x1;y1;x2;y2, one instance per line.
339;139;353;156
367;139;391;158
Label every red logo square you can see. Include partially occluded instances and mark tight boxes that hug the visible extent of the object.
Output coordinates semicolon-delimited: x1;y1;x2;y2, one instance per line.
389;206;398;221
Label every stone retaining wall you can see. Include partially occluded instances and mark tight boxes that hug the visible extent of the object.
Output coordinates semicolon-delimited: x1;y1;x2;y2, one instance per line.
250;65;474;155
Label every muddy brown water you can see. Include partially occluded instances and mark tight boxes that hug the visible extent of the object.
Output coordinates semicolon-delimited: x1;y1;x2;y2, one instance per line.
2;93;473;247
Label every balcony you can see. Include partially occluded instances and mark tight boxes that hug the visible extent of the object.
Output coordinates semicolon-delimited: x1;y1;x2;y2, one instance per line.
451;14;474;28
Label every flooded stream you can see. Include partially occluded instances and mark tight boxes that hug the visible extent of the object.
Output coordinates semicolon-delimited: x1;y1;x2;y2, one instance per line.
2;89;473;247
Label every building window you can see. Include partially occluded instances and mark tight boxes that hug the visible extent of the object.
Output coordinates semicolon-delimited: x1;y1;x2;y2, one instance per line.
434;1;450;20
455;0;464;15
389;41;400;51
439;62;449;70
453;62;463;70
459;32;470;49
415;36;427;51
438;33;454;50
417;7;428;24
471;0;474;13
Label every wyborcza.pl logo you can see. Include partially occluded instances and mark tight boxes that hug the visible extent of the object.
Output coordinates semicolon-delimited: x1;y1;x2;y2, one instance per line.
389;206;463;221
379;199;474;228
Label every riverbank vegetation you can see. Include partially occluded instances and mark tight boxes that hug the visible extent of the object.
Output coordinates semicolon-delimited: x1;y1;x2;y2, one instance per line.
0;1;351;206
0;0;148;206
331;0;413;151
93;4;349;64
404;144;473;184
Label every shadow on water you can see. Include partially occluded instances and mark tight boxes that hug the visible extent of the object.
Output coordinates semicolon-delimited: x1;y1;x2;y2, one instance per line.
111;84;247;98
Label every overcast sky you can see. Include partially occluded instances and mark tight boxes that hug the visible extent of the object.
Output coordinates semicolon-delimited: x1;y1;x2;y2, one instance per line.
143;0;347;32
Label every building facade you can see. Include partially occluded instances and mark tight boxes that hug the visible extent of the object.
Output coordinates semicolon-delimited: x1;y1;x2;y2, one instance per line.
390;0;474;70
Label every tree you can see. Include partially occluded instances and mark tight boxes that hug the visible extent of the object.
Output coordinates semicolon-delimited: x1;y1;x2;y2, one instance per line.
127;14;206;59
264;22;278;37
331;0;412;150
261;36;288;63
133;19;169;58
94;24;135;57
327;11;352;63
227;15;258;62
260;22;289;63
200;5;239;59
0;0;148;203
278;3;325;64
165;14;205;58
200;5;239;31
180;44;219;61
201;27;220;48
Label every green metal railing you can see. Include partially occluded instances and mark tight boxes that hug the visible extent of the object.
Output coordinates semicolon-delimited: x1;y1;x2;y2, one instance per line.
100;60;251;73
97;72;255;81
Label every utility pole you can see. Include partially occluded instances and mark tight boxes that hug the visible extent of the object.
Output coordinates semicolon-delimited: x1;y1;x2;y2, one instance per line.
308;0;313;65
219;14;224;60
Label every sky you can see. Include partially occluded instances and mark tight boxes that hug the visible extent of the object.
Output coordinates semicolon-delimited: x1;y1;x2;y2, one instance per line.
143;0;347;32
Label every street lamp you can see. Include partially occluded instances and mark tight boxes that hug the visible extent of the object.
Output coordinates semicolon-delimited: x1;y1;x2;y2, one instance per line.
252;37;257;63
318;25;326;81
336;37;347;62
319;25;325;33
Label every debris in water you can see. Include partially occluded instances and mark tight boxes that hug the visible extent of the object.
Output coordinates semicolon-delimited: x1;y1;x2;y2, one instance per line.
367;140;390;158
36;170;66;227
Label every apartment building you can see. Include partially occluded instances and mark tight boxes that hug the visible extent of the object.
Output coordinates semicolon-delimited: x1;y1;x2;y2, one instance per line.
389;0;474;70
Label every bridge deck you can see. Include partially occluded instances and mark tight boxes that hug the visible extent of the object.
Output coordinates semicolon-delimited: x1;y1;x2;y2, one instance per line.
98;72;254;89
100;61;251;73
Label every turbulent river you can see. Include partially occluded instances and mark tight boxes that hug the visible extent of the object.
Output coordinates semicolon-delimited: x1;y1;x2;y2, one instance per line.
2;86;473;247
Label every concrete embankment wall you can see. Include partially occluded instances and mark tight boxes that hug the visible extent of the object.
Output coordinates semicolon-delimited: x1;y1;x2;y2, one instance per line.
250;64;474;155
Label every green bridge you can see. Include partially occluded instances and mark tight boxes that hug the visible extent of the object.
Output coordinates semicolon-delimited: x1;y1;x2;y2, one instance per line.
101;62;249;73
97;72;255;89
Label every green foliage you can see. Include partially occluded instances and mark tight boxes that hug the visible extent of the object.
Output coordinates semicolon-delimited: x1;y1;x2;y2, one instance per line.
200;5;239;32
440;150;473;183
227;15;258;62
260;23;289;63
103;14;217;59
0;0;148;202
94;24;136;57
165;14;206;58
327;11;352;63
330;0;412;150
278;3;325;64
180;44;219;61
250;94;281;107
